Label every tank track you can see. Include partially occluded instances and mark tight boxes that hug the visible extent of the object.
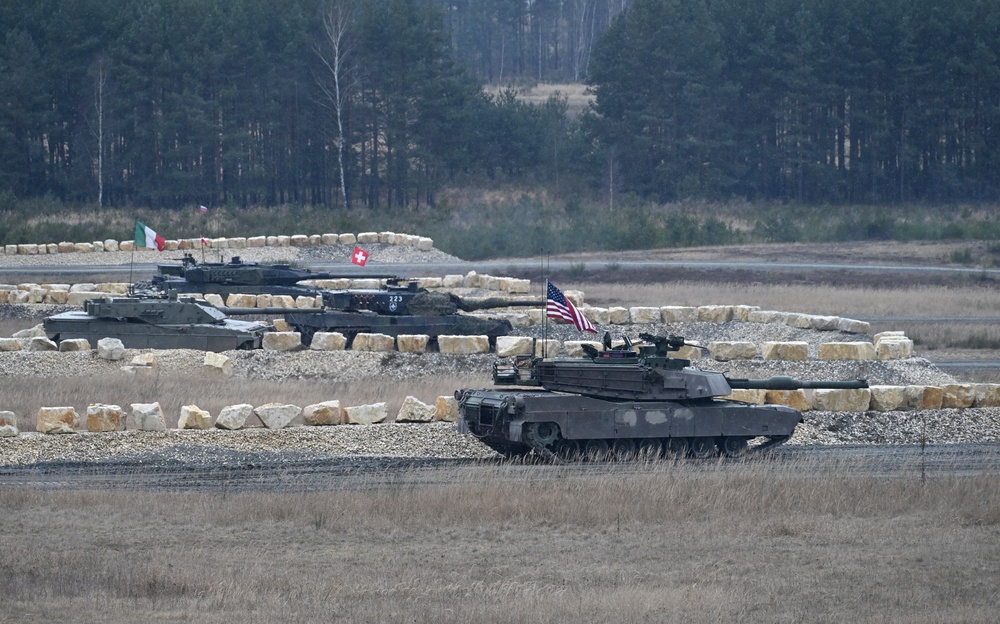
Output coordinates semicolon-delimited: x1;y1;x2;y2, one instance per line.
511;428;793;464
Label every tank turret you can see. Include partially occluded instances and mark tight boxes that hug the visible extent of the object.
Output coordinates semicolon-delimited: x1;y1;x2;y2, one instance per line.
494;331;867;401
43;297;269;351
457;332;868;462
149;253;391;297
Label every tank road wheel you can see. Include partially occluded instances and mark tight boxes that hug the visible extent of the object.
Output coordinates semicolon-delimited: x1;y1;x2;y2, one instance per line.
612;439;637;461
584;440;610;462
555;439;582;461
665;438;689;459
524;422;562;462
637;439;663;461
689;437;718;460
529;422;560;447
719;436;749;457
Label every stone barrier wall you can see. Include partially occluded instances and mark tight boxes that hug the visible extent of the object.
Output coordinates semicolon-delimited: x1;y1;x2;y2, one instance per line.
6;322;913;360
0;230;434;256
1;394;459;438
723;382;998;412
5;379;999;439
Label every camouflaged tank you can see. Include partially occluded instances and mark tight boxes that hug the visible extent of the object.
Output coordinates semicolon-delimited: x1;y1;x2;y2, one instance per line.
456;332;868;461
44;296;269;352
148;253;358;297
279;283;538;347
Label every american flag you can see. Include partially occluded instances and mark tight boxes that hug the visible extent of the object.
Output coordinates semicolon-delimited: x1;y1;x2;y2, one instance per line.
546;280;597;333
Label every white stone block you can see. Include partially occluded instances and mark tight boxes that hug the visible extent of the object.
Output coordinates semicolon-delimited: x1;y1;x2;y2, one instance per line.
310;332;347;351
396;396;436;422
435;396;458;422
761;341;808;361
438;335;490;354
254;403;301;429
817;342;876;361
262;332;302;351
58;338;91;352
496;335;534;357
343;402;388;425
97;337;126;361
709;342;757;361
204;352;233;376
216;404;254;430
352;333;395;352
87;403;125;432
811;389;871;412
126;403;167;431
36;407;79;434
397;334;429;353
178;405;212;430
303;401;342;426
664;306;702;322
629;306;661;324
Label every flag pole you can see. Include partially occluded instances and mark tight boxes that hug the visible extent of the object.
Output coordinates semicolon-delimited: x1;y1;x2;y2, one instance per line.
541;249;548;358
128;219;136;293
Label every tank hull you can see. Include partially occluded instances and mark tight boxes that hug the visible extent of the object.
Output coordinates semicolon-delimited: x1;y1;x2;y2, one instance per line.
44;312;265;351
457;388;801;458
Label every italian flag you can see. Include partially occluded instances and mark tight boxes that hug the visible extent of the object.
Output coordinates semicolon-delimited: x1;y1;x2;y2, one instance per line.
134;220;165;251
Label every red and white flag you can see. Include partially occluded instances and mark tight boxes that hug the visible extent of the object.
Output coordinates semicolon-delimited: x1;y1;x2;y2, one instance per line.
201;235;210;247
352;246;369;266
199;205;208;213
546;280;597;333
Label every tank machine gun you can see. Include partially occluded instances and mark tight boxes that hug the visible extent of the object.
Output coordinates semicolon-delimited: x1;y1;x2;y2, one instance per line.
457;332;868;461
43;296;270;352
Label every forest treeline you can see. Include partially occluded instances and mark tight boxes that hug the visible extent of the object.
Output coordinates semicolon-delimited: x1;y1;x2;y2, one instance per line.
1;0;999;213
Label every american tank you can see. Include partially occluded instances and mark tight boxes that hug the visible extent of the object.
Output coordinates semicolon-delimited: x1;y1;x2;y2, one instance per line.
277;282;538;347
44;296;270;352
456;332;869;461
149;253;362;297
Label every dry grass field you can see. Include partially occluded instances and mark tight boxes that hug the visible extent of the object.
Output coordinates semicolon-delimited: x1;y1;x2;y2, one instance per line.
2;461;998;623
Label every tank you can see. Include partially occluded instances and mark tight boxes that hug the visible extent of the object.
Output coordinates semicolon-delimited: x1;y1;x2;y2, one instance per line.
279;284;538;347
148;253;380;297
43;297;270;352
456;332;869;461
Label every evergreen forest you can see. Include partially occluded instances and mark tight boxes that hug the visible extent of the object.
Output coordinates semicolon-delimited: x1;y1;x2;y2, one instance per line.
1;0;999;217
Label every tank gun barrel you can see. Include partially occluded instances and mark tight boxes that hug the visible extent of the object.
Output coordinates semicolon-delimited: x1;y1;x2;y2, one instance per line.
220;307;325;315
453;296;541;312
726;376;869;391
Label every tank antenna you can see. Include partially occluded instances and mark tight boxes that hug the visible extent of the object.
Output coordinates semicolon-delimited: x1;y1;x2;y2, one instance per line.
541;248;548;357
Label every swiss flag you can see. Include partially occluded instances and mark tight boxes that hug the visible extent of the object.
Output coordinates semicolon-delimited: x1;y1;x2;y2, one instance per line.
351;246;369;266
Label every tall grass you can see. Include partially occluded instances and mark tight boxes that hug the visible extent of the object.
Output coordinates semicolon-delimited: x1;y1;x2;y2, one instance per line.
1;460;998;623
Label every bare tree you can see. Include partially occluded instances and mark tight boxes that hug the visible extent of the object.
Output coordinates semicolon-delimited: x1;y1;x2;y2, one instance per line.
90;55;108;207
316;1;354;208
